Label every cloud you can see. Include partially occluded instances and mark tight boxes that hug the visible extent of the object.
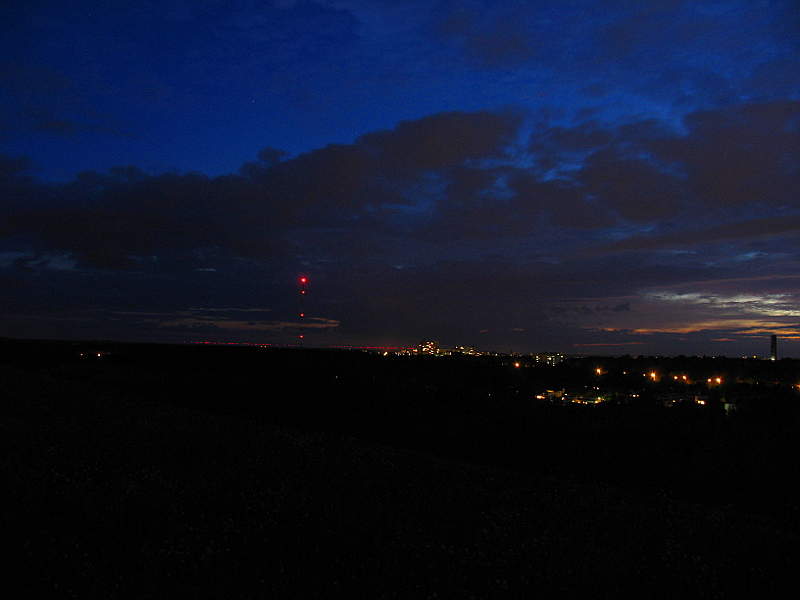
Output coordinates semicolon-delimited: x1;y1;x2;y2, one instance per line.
599;215;800;253
0;62;76;96
505;174;608;230
0;62;134;141
157;316;338;334
649;100;800;208
2;99;798;353
0;153;34;181
434;5;548;69
358;110;523;175
31;117;80;137
4;99;797;274
578;147;685;221
1;109;525;267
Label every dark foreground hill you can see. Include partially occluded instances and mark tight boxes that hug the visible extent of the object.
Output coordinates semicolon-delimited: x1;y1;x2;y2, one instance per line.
6;340;799;513
2;351;798;599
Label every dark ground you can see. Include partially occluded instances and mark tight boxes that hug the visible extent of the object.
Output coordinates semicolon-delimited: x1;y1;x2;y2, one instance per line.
2;341;798;598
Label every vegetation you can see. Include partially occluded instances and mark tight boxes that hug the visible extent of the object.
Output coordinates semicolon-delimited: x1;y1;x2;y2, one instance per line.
2;339;798;598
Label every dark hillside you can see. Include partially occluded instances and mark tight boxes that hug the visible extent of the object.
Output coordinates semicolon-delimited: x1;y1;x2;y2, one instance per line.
3;339;799;514
2;360;798;599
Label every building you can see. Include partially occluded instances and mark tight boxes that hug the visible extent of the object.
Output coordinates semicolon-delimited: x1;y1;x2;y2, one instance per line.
417;340;440;355
532;352;564;366
452;345;475;355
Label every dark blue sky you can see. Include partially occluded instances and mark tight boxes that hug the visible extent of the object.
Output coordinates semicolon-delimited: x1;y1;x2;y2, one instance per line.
2;0;799;356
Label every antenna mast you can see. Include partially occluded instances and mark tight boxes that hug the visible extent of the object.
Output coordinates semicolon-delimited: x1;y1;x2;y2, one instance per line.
299;277;306;345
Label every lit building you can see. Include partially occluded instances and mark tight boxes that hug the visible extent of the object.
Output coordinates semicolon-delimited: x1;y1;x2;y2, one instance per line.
532;352;564;366
453;345;479;355
417;340;440;355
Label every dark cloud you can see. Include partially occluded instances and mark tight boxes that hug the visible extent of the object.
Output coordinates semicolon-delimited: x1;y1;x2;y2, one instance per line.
507;100;799;232
435;5;548;69
1;110;525;267
599;215;800;253
274;143;389;218
746;59;800;99
650;100;800;208
506;175;607;231
3;168;266;268
32;118;81;137
595;2;710;65
541;123;614;152
358;110;523;176
1;1;798;354
578;147;684;221
0;62;136;145
0;153;33;181
0;62;76;96
4;99;796;277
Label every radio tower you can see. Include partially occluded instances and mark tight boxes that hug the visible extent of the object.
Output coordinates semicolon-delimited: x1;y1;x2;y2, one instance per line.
299;277;306;345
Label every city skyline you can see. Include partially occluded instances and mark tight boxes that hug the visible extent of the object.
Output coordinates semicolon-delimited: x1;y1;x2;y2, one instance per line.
2;1;799;356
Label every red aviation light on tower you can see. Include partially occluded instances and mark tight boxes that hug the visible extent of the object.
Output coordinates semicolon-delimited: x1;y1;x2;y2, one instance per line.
299;277;307;343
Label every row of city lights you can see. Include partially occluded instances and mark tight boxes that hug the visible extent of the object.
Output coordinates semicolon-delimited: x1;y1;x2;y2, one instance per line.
595;368;724;385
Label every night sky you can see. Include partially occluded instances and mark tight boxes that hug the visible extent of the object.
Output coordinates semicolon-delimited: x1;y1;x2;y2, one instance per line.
2;1;799;356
